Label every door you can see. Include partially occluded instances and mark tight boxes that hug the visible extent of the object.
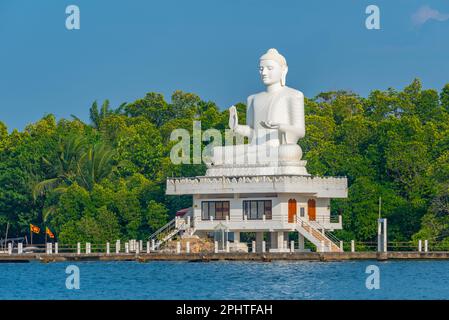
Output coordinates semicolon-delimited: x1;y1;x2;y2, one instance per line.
307;199;316;221
288;199;297;223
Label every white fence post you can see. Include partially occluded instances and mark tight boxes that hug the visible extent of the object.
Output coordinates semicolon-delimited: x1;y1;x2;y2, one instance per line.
77;242;81;255
252;241;256;253
151;239;155;251
54;242;58;254
340;241;344;251
125;242;129;253
116;240;120;254
351;240;355;253
176;241;181;254
106;242;110;255
135;242;140;254
320;240;325;252
8;243;12;255
18;242;23;254
290;240;295;253
186;241;190;254
262;241;266;253
85;242;90;254
47;243;53;255
226;241;230;253
418;240;422;252
146;241;150;253
214;241;218;253
425;240;428;252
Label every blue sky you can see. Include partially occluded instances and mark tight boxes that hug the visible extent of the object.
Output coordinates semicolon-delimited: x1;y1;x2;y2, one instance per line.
1;0;449;130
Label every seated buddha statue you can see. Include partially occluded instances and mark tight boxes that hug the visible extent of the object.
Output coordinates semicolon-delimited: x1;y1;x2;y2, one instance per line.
210;48;306;171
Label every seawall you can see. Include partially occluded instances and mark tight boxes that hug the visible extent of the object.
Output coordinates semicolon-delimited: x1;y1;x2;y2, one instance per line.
2;251;449;263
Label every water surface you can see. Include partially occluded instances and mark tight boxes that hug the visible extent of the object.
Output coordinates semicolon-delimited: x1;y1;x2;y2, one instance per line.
0;260;447;299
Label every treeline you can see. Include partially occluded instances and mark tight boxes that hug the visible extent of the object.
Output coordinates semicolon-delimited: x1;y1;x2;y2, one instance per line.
0;79;448;244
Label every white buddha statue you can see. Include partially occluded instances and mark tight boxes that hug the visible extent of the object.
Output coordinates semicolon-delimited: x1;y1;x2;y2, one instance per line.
209;48;308;176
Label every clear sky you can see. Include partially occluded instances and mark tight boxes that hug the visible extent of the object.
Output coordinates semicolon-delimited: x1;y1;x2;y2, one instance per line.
1;0;449;130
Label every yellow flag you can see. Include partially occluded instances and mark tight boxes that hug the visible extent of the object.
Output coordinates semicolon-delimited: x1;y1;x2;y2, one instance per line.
46;227;55;239
30;224;40;234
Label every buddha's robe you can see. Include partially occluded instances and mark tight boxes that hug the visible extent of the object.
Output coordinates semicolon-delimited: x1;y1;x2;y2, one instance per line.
212;86;305;166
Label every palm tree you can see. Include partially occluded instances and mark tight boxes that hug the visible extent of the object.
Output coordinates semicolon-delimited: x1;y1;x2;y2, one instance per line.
33;135;86;199
32;135;86;221
89;100;127;129
33;137;128;221
77;142;128;191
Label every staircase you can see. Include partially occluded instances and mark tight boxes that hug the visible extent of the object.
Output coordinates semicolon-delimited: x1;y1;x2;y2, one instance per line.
295;216;342;252
148;210;195;250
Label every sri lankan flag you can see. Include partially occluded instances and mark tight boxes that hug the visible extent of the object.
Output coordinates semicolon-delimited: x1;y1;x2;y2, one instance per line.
46;227;55;239
30;224;40;234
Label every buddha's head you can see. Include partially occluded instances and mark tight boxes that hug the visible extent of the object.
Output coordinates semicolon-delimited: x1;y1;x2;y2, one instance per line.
259;48;288;87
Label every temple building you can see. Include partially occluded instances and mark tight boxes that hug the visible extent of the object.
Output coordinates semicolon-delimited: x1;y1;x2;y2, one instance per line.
162;49;348;252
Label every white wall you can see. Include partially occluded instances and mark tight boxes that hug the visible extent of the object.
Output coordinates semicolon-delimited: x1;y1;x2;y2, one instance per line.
193;194;281;222
191;194;338;232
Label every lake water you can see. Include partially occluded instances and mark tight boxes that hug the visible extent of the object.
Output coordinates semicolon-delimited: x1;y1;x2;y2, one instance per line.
0;260;448;299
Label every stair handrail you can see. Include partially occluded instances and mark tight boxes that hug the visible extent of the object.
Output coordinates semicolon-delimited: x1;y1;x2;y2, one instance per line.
296;216;340;250
150;208;193;241
324;230;341;246
148;216;193;250
149;218;176;241
296;216;324;240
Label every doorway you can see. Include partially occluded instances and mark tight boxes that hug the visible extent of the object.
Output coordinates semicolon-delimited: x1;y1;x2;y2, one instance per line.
288;199;297;223
307;199;316;221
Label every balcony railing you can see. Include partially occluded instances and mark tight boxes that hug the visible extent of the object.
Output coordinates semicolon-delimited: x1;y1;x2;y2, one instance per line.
308;215;341;224
190;213;343;232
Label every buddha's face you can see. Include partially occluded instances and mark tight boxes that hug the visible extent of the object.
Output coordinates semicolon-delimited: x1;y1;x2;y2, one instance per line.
259;59;284;86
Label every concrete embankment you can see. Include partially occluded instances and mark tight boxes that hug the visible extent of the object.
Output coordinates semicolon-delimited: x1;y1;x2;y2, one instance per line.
2;251;449;263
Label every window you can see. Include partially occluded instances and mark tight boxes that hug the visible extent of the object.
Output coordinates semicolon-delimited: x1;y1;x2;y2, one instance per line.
201;201;230;220
250;201;257;219
264;201;272;219
201;202;209;220
243;200;272;220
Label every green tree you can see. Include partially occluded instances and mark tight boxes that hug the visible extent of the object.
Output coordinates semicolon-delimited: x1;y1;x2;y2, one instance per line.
440;84;449;112
33;135;86;199
89;100;126;129
125;92;169;126
144;200;168;234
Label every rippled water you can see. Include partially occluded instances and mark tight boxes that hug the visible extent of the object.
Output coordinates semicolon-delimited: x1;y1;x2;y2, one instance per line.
0;260;448;299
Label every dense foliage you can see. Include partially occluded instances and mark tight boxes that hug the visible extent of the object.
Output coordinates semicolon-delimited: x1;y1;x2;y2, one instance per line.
1;80;448;244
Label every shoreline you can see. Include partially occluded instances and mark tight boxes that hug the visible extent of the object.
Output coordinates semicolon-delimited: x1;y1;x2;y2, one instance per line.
2;251;449;263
